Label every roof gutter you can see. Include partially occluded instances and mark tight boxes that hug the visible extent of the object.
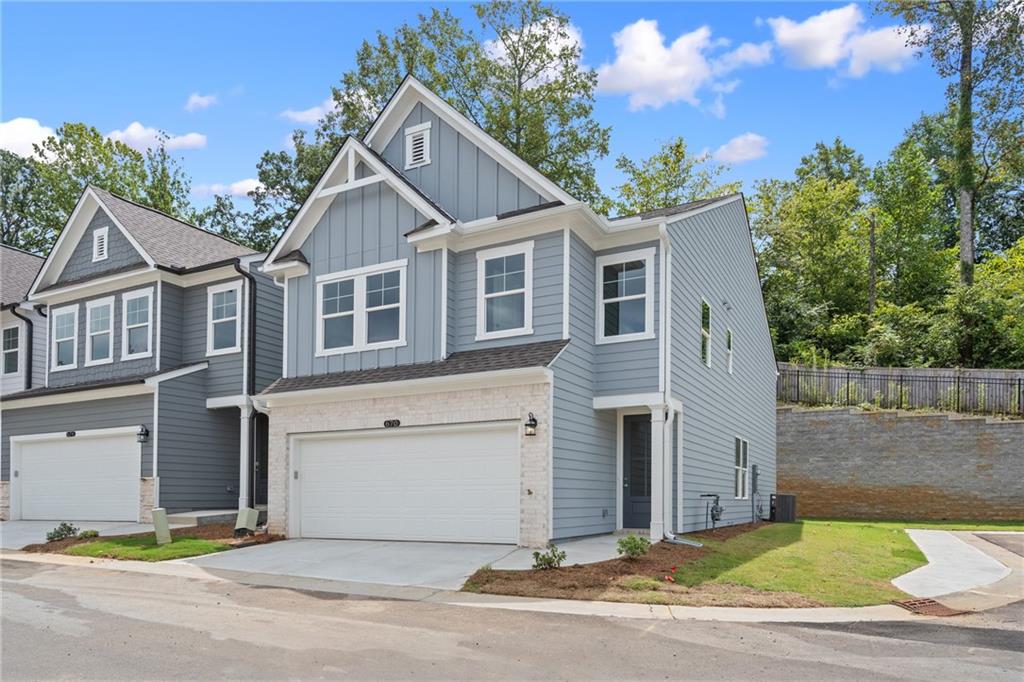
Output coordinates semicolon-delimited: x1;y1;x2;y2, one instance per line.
234;258;258;510
9;305;34;390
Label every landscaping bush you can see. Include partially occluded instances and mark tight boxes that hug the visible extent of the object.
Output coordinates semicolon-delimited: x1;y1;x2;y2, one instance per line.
532;544;567;569
46;522;80;543
78;530;99;539
617;534;651;559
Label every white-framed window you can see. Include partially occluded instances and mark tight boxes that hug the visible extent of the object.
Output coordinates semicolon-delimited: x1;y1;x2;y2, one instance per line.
85;297;114;366
734;437;749;499
92;226;109;262
121;287;153;360
2;324;20;375
726;328;733;374
476;241;534;341
207;280;242;356
404;122;431;170
700;299;711;367
596;247;655;344
315;260;407;356
51;304;79;371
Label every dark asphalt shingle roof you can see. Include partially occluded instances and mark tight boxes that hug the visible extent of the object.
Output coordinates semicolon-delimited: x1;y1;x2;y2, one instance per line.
608;193;741;222
1;245;44;306
263;338;569;395
90;187;256;269
1;363;205;402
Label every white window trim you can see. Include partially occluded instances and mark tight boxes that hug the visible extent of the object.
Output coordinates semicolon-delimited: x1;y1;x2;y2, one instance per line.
595;247;656;345
2;323;21;376
404;121;431;170
92;226;109;262
734;437;749;500
121;287;153;361
315;259;408;357
726;328;734;375
50;303;79;372
475;240;534;342
206;280;243;357
700;298;712;368
84;296;114;367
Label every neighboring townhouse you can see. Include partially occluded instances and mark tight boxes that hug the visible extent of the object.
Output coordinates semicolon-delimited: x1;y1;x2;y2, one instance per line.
256;76;777;547
0;187;283;522
1;246;47;398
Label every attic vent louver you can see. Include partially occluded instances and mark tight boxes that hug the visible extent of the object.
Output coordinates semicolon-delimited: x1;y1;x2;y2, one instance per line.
92;226;109;262
404;122;431;170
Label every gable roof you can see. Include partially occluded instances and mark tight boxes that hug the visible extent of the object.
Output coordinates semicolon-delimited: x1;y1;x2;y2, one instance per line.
608;194;744;223
1;244;44;306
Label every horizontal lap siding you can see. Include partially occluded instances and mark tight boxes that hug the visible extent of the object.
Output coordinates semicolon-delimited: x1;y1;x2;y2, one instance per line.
252;265;284;393
156;371;239;510
57;209;146;284
1;395;155;479
181;277;244;397
160;283;184;369
668;201;777;532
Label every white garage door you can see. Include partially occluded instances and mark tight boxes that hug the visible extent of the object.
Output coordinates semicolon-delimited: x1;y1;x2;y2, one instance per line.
296;423;520;544
15;432;141;521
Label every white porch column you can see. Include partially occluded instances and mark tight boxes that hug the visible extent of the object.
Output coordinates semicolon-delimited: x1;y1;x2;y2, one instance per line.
649;406;666;541
663;409;675;536
238;403;253;509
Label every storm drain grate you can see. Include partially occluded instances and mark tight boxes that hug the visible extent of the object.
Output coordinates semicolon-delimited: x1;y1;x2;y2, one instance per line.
891;598;966;617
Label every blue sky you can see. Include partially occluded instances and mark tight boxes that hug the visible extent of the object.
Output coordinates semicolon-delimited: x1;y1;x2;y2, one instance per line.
1;2;947;208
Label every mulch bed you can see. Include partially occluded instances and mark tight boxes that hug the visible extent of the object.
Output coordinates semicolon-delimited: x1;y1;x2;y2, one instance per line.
21;523;283;554
464;522;822;608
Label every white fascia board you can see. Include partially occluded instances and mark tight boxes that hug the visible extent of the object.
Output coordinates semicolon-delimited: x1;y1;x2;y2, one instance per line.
31;263;248;306
206;394;251;409
593;393;666;410
143;362;209;386
1;383;154;410
27;191;100;298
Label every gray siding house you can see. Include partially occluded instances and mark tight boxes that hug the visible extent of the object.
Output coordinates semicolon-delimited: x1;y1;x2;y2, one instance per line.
0;187;283;522
257;76;776;547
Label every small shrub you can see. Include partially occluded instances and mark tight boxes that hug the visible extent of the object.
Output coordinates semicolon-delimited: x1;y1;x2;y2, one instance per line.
78;530;99;539
617;534;651;559
532;544;567;570
46;522;80;543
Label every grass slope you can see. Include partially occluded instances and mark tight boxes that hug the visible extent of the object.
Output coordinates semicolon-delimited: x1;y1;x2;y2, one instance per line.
65;536;230;561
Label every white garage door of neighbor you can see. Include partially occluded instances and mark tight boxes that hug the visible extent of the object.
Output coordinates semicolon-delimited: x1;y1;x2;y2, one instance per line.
297;423;520;544
16;433;141;521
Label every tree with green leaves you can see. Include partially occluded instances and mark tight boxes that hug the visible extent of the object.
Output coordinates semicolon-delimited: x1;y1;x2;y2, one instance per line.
0;150;47;253
794;137;870;191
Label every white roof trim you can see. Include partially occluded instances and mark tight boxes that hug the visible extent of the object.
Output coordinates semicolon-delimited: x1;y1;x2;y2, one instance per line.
1;383;154;409
364;76;576;207
143;362;209;386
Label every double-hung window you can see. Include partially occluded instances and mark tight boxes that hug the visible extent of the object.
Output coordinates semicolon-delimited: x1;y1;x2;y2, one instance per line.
734;437;749;499
726;328;733;374
121;288;153;360
596;247;655;344
85;297;114;366
207;281;242;356
700;299;711;367
51;304;78;371
476;241;533;341
316;260;406;355
2;325;20;375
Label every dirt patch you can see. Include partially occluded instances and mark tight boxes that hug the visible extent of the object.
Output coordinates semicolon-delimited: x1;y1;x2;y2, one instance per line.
21;523;283;554
464;522;822;608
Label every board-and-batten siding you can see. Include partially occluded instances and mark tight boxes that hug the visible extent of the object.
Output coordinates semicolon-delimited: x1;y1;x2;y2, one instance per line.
0;395;155;480
56;209;146;284
252;265;284;393
180;277;244;397
450;230;564;352
286;183;442;377
668;200;777;532
551;231;617;539
380;102;551;222
156;370;239;510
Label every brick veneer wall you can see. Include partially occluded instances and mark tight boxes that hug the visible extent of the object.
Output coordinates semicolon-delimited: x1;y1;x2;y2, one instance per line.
777;406;1024;521
266;381;552;546
0;481;8;520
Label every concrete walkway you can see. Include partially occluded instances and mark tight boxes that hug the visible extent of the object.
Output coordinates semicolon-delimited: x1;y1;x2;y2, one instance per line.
893;529;1012;598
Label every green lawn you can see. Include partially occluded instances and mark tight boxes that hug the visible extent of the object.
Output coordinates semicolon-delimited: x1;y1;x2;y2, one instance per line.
65;536;231;561
811;519;1024;532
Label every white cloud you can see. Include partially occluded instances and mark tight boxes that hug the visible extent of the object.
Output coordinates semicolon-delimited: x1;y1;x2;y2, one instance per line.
107;122;207;151
193;178;262;198
846;25;916;77
713;132;768;164
0;117;54;157
597;19;770;112
280;98;335;125
485;20;585;87
184;92;217;112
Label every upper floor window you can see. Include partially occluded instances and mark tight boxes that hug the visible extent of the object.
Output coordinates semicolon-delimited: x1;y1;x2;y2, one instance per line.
207;281;242;356
2;325;19;375
726;328;733;374
734;437;749;499
122;288;153;360
85;297;114;366
476;241;534;341
700;299;711;367
596;247;655;344
51;304;78;371
404;122;431;170
92;226;109;262
316;260;407;356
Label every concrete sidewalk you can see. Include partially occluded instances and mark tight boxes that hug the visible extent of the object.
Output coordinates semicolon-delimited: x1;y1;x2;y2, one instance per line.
893;529;1012;598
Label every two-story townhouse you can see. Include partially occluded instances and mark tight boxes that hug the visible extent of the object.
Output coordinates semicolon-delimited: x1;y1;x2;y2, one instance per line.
255;76;777;548
0;187;283;522
1;246;47;399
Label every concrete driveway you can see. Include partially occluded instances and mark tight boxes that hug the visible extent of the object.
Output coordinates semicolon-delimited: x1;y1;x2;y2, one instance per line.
0;520;175;550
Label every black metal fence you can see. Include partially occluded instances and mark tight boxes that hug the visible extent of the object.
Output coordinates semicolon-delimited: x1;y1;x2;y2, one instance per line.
777;364;1024;416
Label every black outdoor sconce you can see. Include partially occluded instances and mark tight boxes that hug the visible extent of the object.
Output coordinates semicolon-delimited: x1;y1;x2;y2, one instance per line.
136;425;150;444
524;412;538;436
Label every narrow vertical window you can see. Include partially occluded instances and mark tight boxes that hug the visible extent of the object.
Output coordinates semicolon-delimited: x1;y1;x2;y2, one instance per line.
122;288;152;360
365;270;402;344
476;241;533;340
2;326;19;375
726;328;733;374
700;300;711;367
207;281;242;356
85;298;113;365
404;122;431;169
51;305;79;370
92;226;109;262
734;437;749;499
320;279;355;351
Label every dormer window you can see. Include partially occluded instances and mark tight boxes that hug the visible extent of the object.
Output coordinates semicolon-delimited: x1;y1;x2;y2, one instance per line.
92;226;109;262
404;122;431;170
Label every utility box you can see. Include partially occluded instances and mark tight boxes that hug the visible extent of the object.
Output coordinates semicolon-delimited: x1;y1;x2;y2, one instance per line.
770;494;797;522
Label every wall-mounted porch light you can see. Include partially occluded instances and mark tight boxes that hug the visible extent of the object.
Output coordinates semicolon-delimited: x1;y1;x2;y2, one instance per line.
136;425;150;444
524;413;538;437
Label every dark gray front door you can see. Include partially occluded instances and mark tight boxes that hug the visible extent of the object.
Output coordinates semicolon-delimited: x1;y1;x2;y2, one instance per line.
623;414;652;529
